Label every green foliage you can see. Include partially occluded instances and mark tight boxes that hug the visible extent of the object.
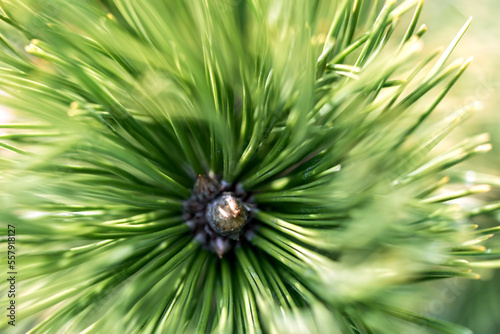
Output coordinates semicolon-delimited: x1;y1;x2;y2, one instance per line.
0;0;498;333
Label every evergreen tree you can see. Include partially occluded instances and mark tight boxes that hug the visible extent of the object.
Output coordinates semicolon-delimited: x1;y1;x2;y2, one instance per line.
0;1;499;333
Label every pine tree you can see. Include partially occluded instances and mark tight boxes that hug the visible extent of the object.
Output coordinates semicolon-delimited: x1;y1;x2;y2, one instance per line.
0;1;499;333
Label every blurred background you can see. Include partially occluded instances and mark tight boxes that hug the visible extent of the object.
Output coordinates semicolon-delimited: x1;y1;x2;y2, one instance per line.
419;1;500;333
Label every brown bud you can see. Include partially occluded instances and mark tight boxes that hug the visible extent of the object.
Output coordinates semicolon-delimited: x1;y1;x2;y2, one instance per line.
194;174;220;201
206;192;249;240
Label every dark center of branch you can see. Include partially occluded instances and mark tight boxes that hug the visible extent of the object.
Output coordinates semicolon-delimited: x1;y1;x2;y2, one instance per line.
183;174;255;258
